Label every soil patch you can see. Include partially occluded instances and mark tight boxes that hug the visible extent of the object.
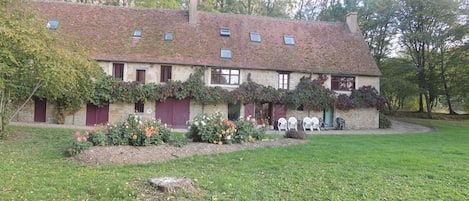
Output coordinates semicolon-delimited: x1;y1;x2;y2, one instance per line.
73;138;308;166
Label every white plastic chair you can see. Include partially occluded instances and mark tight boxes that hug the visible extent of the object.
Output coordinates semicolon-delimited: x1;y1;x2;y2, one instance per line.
287;117;298;131
277;118;288;131
311;117;321;131
302;117;313;131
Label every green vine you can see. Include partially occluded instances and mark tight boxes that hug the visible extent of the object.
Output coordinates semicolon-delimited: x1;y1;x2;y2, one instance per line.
88;68;386;112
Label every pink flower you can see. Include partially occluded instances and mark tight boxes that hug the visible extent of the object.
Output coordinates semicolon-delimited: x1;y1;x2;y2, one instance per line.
74;131;81;138
76;137;82;142
82;137;87;142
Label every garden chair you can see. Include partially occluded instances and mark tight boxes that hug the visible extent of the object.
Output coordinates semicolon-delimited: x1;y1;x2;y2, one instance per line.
302;117;313;131
287;117;298;131
336;117;345;130
277;118;288;131
311;117;321;131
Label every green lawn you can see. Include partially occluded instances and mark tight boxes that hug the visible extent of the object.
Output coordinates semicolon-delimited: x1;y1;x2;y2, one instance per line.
0;119;468;200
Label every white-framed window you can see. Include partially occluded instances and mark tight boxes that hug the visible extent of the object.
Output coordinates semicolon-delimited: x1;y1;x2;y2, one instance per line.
278;72;290;90
331;76;355;91
211;68;240;85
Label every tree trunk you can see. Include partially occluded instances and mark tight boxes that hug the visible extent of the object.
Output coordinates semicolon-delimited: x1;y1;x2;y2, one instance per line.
424;92;433;119
419;93;424;112
439;47;456;115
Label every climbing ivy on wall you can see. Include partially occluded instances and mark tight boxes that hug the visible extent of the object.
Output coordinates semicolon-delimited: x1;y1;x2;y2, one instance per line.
88;67;386;112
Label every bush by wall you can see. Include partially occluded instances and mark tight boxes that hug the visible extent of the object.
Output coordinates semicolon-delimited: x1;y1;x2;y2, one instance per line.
186;112;265;144
66;114;172;156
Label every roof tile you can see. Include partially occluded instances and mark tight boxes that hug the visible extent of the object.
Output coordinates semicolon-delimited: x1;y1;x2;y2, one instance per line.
33;1;381;76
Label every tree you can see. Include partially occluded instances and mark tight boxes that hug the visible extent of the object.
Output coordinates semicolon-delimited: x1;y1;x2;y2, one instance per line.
134;0;185;9
359;0;398;65
379;58;419;114
0;0;102;137
396;0;463;118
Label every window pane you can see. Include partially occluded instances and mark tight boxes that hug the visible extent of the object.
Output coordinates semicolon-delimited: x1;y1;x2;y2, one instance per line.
210;68;240;85
133;29;142;37
221;75;230;84
220;28;231;36
164;32;173;41
284;35;295;45
221;48;232;59
161;66;172;82
136;70;145;83
230;75;239;85
47;19;59;30
250;32;261;42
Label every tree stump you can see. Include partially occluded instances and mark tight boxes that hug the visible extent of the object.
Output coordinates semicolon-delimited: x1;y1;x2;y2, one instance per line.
148;177;196;193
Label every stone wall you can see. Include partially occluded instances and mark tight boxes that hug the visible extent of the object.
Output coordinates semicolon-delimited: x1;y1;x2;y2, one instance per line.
190;102;228;120
11;102;34;122
335;108;379;129
64;107;87;126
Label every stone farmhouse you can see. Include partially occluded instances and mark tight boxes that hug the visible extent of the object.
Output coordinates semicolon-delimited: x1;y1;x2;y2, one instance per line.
14;0;381;129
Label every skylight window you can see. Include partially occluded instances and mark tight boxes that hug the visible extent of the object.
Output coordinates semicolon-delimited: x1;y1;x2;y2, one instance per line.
250;32;261;42
164;32;173;41
284;35;295;45
46;19;59;30
220;28;231;37
133;29;142;37
220;48;232;59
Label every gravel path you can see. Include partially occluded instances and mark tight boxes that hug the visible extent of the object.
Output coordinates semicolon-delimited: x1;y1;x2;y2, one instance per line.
11;119;434;166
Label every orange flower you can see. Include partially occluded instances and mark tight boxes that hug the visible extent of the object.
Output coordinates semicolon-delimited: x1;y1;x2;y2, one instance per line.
218;141;223;145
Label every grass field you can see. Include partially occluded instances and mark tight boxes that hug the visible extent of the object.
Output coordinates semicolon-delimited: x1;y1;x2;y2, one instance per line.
0;118;468;200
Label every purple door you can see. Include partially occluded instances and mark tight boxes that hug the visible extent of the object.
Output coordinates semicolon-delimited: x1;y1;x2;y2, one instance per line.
273;104;287;130
273;104;287;121
244;103;255;120
34;99;47;122
155;98;190;129
86;104;109;126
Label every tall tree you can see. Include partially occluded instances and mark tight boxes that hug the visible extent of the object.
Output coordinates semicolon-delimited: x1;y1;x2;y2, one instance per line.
134;0;185;9
396;0;462;118
359;0;398;65
0;0;102;137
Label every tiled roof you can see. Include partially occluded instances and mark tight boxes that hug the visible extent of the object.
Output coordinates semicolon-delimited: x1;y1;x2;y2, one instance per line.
33;1;381;76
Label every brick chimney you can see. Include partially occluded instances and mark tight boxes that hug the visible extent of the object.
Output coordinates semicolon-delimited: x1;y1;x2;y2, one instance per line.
189;0;198;25
346;12;359;34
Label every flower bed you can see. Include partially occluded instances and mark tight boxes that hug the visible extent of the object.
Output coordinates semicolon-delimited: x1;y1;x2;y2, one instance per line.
186;112;265;144
67;114;171;156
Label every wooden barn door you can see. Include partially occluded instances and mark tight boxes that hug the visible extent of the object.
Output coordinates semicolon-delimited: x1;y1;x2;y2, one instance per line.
86;104;109;126
155;98;190;129
34;98;47;122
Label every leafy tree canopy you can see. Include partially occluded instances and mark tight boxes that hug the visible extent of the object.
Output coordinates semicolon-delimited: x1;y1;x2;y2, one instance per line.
0;0;102;136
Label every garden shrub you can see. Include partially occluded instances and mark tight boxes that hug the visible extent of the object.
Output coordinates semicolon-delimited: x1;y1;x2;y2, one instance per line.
186;112;265;144
66;131;92;156
67;114;172;156
285;130;307;140
379;113;392;128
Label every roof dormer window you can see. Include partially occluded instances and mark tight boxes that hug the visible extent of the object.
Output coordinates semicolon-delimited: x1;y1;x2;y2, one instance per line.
250;32;261;42
133;29;142;38
46;19;59;30
220;28;231;37
284;35;295;45
164;32;173;41
220;48;232;59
